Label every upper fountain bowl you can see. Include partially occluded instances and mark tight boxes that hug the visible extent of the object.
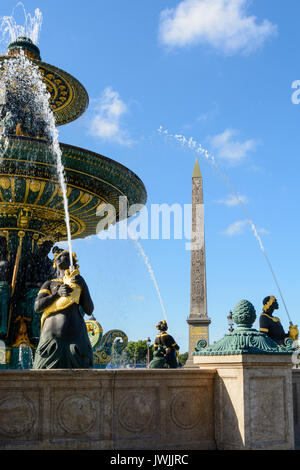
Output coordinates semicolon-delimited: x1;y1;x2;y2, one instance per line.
7;36;41;61
0;36;89;127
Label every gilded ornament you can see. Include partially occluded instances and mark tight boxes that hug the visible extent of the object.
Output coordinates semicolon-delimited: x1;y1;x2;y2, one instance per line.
86;320;103;349
40;267;81;329
29;180;41;192
0;177;10;190
12;316;34;348
80;192;91;204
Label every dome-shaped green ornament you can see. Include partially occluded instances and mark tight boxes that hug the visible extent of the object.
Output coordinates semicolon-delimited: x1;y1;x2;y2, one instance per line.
232;299;256;329
194;298;294;356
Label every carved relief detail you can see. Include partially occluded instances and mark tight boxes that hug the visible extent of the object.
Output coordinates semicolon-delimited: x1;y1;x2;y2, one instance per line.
0;396;36;437
190;170;207;318
117;392;154;433
170;390;202;430
57;394;97;434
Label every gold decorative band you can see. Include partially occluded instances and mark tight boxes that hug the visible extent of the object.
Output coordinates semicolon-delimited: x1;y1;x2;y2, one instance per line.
263;296;276;312
259;328;269;333
38;289;51;296
261;313;280;322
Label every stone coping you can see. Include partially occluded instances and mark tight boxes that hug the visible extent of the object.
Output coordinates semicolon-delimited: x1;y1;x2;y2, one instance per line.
0;368;216;376
193;353;294;368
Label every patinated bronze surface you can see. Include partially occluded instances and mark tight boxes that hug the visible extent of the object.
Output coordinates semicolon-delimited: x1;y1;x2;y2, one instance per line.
149;320;180;369
259;296;298;345
33;250;94;369
0;235;11;339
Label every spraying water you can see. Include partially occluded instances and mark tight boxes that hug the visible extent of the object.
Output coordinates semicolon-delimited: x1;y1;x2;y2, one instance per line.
0;3;42;52
158;126;293;325
128;227;168;323
18;342;33;369
0;49;74;269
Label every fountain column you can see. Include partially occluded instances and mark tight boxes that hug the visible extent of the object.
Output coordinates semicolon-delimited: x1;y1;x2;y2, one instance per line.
186;159;211;367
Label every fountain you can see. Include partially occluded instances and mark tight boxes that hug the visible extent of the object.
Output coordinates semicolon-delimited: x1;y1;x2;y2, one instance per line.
86;318;128;368
0;11;297;452
0;35;147;368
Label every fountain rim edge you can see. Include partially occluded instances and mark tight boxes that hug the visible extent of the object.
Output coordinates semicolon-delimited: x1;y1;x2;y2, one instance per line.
0;55;89;127
1;135;148;201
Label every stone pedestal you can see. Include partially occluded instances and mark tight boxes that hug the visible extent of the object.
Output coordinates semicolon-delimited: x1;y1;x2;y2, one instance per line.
185;318;210;368
193;299;295;450
292;369;300;448
193;353;294;450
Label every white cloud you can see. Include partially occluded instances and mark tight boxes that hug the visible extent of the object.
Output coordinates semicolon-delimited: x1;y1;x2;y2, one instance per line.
131;295;145;301
209;129;258;163
223;220;269;236
159;0;276;55
89;87;133;146
257;227;270;235
223;220;248;236
216;193;248;206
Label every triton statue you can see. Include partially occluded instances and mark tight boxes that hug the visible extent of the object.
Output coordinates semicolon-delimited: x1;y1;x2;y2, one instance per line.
24;239;55;289
0;235;11;339
259;296;298;345
32;250;94;369
0;73;50;139
149;320;179;369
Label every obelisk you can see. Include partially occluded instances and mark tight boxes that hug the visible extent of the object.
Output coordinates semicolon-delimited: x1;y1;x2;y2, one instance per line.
186;159;211;366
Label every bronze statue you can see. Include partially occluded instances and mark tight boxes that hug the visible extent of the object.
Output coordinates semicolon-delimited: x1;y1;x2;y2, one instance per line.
149;320;179;369
24;240;55;289
0;235;11;339
21;239;55;346
32;250;94;369
0;84;50;139
149;345;168;369
259;296;298;345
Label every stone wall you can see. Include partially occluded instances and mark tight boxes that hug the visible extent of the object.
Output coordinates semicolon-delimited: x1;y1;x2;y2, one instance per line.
0;368;216;450
293;369;300;449
195;354;295;450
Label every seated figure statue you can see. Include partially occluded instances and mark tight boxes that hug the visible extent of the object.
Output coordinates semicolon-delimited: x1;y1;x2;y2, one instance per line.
149;320;179;369
0;235;11;339
32;250;94;369
259;295;298;346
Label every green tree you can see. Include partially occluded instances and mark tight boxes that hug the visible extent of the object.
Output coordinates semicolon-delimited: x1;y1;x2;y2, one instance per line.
178;352;188;367
125;340;153;365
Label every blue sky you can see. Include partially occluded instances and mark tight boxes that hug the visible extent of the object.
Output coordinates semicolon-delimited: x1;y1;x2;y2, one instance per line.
1;0;300;353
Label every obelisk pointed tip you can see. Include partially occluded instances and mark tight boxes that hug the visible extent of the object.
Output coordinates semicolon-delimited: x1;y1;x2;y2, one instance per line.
192;158;202;178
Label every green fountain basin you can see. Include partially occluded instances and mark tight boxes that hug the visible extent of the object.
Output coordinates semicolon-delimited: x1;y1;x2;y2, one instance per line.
0;136;147;249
